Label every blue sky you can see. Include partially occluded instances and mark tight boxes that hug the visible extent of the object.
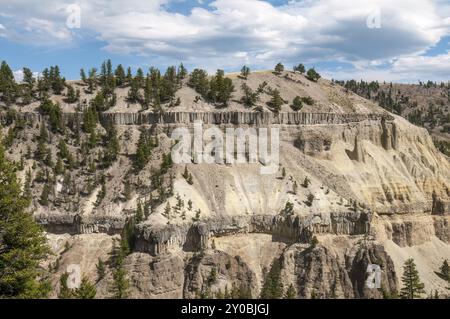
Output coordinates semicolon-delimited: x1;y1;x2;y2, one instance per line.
0;0;449;83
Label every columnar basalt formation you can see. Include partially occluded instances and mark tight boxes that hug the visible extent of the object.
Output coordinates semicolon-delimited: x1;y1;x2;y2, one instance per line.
35;212;126;235
1;111;393;126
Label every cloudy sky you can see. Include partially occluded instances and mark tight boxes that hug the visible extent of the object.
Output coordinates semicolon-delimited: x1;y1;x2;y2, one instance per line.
0;0;449;83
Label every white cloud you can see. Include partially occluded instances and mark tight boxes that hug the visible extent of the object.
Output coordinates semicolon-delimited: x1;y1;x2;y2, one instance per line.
392;52;450;81
324;52;450;83
13;69;40;83
25;18;72;41
13;69;24;82
0;0;449;81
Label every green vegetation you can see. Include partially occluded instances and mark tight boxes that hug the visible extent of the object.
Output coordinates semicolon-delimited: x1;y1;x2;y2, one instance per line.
109;238;131;299
293;63;305;74
260;258;284;299
306;68;321;82
240;83;260;107
291;96;303;111
400;258;425;299
135;129;156;170
280;202;294;216
301;96;314;106
434;139;450;157
0;61;18;105
208;70;235;107
75;277;97;299
96;258;106;282
439;259;450;281
284;284;296;299
0;136;51;298
268;89;283;113
240;66;250;79
305;193;315;207
188;68;210;97
274;63;285;75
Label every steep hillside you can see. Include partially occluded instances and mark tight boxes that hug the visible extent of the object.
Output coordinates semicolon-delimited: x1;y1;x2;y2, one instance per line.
1;65;450;299
335;79;450;157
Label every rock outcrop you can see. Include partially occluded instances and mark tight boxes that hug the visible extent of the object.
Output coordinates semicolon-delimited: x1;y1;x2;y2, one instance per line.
134;212;371;257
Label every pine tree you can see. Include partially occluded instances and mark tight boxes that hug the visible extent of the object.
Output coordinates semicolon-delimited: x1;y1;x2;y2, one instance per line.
0;137;51;298
136;68;144;87
80;68;87;84
291;96;303;111
96;258;106;281
269;89;283;113
163;203;171;219
306;68;321;82
103;120;120;167
50;65;65;94
127;77;142;103
274;63;284;75
400;258;425;299
207;268;217;285
162;66;178;103
0;61;17;105
193;209;201;222
87;68;97;93
21;67;35;104
182;166;189;180
126;67;133;84
66;85;78;103
293;181;298;195
440;259;450;281
240;66;250;79
208;70;234;106
293;63;305;74
187;173;194;185
240;83;260;107
260;258;284;299
284;284;296;299
23;67;35;87
188;69;209;97
58;139;69;160
54;158;64;175
111;268;130;299
135;129;153;170
178;63;188;80
115;64;126;86
58;272;74;299
75;277;97;299
135;201;144;223
23;169;33;200
302;177;311;188
39;181;51;206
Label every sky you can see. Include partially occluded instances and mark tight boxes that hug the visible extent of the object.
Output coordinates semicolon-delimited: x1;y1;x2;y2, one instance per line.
0;0;450;83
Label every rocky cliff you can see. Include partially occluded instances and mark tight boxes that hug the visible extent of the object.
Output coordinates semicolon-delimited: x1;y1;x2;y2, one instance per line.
3;70;450;299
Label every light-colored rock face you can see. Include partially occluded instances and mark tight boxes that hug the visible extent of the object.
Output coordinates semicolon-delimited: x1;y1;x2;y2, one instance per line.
211;234;287;292
4;70;450;298
45;233;118;298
